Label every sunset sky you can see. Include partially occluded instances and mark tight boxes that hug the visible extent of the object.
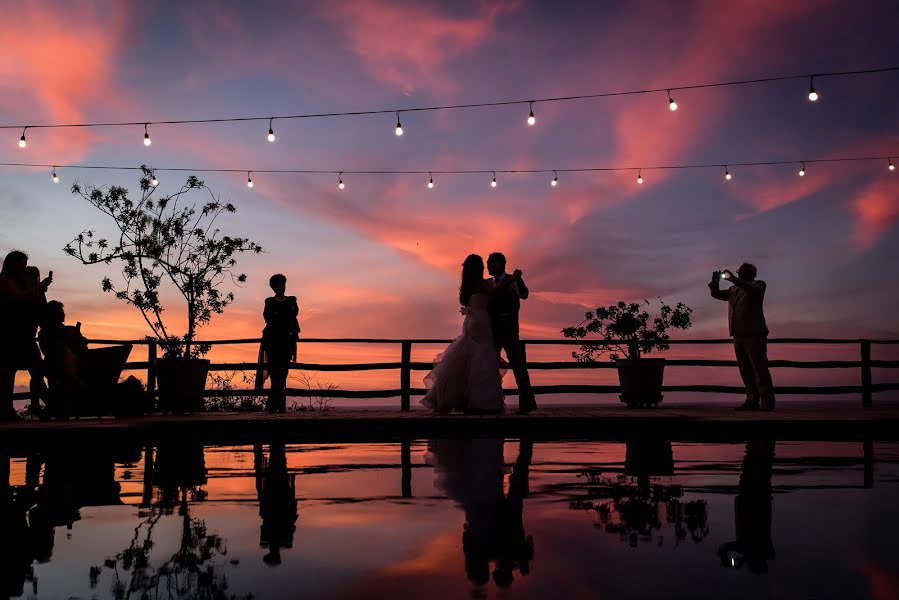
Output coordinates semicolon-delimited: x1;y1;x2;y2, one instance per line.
2;0;898;381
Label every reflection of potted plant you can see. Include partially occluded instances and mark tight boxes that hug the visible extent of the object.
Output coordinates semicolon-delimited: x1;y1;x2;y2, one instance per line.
562;299;692;407
66;166;262;413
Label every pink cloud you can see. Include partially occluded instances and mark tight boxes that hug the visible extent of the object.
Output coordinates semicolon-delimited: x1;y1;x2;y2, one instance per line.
850;179;899;250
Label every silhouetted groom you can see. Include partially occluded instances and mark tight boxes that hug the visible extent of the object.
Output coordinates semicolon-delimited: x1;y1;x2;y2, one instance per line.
487;253;536;414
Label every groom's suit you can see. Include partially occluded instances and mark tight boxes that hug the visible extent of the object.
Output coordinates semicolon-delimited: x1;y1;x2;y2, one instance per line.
489;273;536;411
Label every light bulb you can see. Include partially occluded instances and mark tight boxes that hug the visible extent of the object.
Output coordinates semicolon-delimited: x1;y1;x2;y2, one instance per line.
267;128;275;142
143;124;151;146
668;91;677;111
491;173;497;188
52;169;59;183
18;134;26;148
338;173;345;189
427;174;434;189
889;159;895;172
808;77;818;102
725;169;732;181
637;172;644;184
151;174;159;187
527;102;536;126
395;111;403;136
247;172;254;188
551;171;558;187
799;164;805;177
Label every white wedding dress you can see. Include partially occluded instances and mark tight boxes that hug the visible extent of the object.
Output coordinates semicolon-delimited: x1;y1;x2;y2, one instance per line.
421;292;505;414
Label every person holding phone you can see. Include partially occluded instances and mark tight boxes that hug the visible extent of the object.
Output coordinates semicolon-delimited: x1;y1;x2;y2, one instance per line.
709;263;775;411
0;251;52;420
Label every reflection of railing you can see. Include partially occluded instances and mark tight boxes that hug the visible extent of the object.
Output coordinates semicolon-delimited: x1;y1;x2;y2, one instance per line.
14;337;899;409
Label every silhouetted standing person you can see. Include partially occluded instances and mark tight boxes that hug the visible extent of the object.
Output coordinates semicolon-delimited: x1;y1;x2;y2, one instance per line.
22;266;49;416
259;274;299;414
709;263;775;411
0;251;52;421
718;439;776;574
255;442;297;566
487;253;536;414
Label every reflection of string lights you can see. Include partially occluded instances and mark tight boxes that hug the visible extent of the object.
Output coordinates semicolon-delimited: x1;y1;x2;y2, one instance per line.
5;154;898;188
7;66;896;146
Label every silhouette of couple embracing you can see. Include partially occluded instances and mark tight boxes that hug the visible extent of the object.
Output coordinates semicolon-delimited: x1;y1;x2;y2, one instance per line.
422;253;536;415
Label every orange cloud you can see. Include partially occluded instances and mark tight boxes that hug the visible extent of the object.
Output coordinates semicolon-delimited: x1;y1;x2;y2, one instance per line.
850;180;899;250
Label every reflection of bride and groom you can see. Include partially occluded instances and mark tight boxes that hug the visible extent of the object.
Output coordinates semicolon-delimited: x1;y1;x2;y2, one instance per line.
428;437;534;588
422;252;536;415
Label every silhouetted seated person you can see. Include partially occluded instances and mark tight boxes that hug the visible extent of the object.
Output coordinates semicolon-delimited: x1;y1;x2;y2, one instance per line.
0;250;53;421
718;439;776;574
257;274;300;413
256;442;297;566
38;300;87;419
709;263;775;411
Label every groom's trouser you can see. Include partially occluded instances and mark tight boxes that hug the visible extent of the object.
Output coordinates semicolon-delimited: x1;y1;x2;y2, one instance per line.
494;318;536;409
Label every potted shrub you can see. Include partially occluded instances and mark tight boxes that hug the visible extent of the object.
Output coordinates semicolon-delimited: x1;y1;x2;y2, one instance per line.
66;166;262;413
562;300;692;407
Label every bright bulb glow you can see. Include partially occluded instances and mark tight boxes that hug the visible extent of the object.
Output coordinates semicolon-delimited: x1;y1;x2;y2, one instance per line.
151;176;159;187
669;99;678;111
890;160;895;172
725;171;732;181
52;172;59;183
427;179;434;189
338;180;345;190
144;133;151;146
527;111;536;126
808;88;818;102
18;135;26;148
637;174;644;184
799;167;805;177
551;177;558;187
267;128;276;142
491;178;497;188
395;124;403;136
247;176;253;188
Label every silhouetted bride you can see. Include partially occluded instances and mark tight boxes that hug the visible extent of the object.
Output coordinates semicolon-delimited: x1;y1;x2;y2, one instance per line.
422;254;519;414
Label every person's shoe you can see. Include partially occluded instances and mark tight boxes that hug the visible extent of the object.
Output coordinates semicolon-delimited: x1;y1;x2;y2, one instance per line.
734;402;759;411
760;399;776;412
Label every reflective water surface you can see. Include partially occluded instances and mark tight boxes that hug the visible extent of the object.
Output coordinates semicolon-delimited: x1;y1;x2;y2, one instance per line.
3;439;898;599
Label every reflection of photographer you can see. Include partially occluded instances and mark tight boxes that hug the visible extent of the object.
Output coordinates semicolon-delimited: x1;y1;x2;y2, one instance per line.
709;263;775;411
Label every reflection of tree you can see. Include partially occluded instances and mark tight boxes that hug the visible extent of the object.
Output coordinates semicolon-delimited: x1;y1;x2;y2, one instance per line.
571;440;709;548
89;444;250;600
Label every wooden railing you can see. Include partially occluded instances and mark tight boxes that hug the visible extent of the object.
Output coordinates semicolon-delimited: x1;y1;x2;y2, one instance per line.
15;337;898;409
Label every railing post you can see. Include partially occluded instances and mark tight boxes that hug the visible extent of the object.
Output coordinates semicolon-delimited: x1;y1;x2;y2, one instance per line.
400;341;412;411
861;340;872;407
147;340;157;405
401;438;412;498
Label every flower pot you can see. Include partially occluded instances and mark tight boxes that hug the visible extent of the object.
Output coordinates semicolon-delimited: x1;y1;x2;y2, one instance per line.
615;358;665;408
156;357;210;413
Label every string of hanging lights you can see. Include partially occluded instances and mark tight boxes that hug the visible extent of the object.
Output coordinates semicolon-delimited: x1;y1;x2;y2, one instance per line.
4;66;898;149
3;154;895;188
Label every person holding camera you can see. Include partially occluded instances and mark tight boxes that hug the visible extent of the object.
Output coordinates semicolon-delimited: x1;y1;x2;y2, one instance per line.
709;263;775;411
